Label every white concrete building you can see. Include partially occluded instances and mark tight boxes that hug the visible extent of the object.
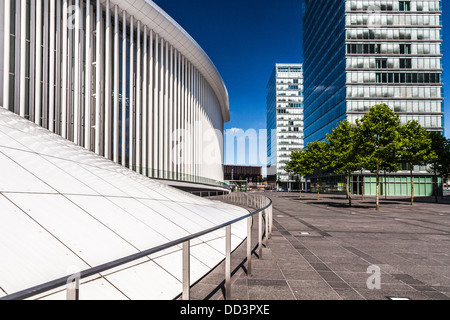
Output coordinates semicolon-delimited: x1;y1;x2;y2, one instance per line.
0;0;230;189
0;106;248;300
266;64;304;190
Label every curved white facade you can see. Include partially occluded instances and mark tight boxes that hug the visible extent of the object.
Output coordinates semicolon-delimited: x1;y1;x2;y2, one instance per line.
0;0;229;185
0;107;246;300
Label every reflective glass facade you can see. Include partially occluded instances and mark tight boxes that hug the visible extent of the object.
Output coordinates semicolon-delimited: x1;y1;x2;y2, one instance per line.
303;0;444;144
267;64;304;185
303;0;347;144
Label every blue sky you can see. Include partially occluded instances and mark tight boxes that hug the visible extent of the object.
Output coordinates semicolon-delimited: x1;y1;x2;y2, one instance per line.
152;0;450;144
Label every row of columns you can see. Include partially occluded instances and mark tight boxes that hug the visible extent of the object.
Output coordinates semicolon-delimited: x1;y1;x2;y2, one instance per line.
2;0;223;183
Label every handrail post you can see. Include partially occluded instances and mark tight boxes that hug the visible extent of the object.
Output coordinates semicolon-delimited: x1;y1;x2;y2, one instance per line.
265;208;269;247
66;276;80;300
247;216;252;277
258;210;263;259
225;225;232;300
182;241;190;300
269;204;273;239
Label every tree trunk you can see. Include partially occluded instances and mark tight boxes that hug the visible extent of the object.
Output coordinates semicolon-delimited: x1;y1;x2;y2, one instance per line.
317;177;320;201
361;169;364;200
348;171;352;207
299;181;302;199
434;171;438;204
376;156;380;211
384;170;387;199
410;162;414;206
346;173;349;199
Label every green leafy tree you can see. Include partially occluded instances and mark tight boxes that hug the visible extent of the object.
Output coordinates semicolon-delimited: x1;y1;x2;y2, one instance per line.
356;104;402;211
380;148;401;199
304;141;331;200
285;149;313;198
326;120;360;207
399;121;434;206
428;132;450;202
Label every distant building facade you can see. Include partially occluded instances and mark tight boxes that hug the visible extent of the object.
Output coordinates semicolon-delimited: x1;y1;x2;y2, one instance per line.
224;165;262;182
303;0;443;145
302;0;444;197
266;64;304;190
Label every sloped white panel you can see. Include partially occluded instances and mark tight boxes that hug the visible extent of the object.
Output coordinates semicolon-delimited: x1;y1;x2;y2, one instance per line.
104;260;182;300
0;195;90;294
39;278;129;301
0;108;248;300
0;151;57;194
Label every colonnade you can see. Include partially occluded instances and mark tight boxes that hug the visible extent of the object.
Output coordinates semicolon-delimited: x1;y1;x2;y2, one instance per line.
1;0;227;183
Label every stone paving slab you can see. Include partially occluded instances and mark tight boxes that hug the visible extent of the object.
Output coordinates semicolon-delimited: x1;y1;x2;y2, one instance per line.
187;192;450;300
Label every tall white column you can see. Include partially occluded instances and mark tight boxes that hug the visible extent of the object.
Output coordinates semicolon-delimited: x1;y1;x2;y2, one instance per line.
153;33;159;177
158;37;164;177
113;5;119;162
48;0;56;132
177;51;182;179
2;0;11;110
164;42;169;179
136;20;141;173
61;0;68;137
193;66;197;178
182;57;187;178
104;0;112;159
84;0;92;150
189;63;193;178
187;62;191;178
167;46;175;179
174;49;179;180
94;0;102;155
73;0;81;143
148;29;154;176
67;0;73;141
121;11;127;166
128;15;134;170
42;0;50;128
142;26;148;175
19;0;27;117
55;0;62;134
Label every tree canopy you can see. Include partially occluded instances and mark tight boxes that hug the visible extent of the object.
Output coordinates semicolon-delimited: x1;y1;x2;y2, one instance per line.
285;104;445;210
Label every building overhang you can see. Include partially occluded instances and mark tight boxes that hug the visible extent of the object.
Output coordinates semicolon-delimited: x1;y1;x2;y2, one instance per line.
108;0;230;123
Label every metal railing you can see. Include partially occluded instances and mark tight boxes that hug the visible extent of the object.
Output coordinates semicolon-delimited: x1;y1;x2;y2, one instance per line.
1;193;273;301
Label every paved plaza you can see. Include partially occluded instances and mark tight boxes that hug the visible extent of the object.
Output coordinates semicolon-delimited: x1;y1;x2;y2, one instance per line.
188;192;450;300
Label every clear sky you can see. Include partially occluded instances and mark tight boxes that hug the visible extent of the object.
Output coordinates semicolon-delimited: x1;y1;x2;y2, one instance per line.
152;0;450;146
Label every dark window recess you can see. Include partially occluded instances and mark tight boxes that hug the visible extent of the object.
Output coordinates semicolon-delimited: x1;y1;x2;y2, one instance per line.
399;1;411;11
400;44;411;54
375;73;440;84
400;58;412;69
347;44;381;54
376;59;388;69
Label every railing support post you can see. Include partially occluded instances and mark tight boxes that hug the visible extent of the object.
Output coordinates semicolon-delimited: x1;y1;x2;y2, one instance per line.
225;225;232;300
269;205;273;239
247;216;252;277
258;210;263;259
66;277;79;300
182;241;190;300
265;209;269;247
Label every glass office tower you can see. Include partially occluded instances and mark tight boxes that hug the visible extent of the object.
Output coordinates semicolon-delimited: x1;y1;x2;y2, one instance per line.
267;64;304;190
303;0;443;145
302;0;444;196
